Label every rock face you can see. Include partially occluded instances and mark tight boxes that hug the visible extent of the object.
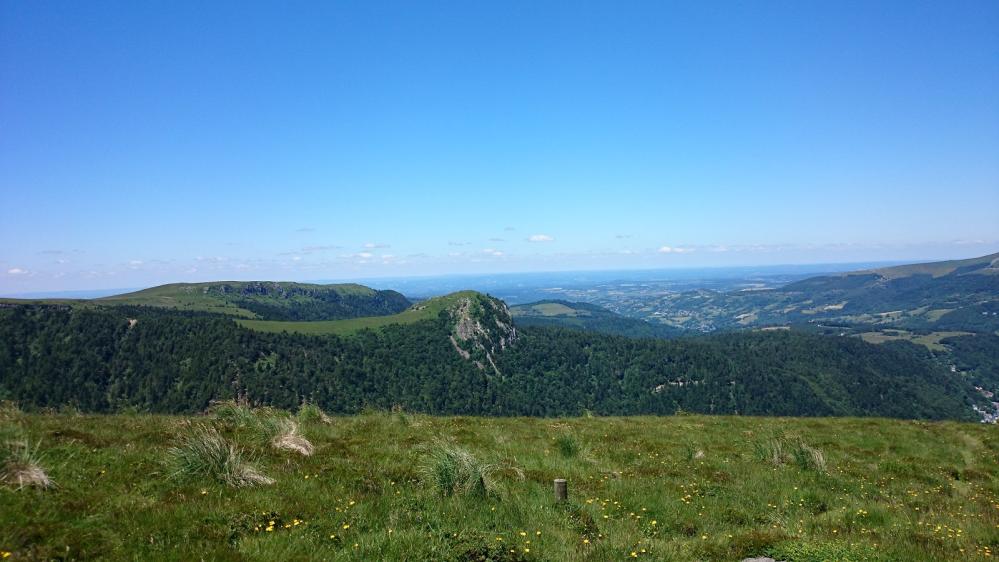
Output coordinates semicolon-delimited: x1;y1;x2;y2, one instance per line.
446;293;517;375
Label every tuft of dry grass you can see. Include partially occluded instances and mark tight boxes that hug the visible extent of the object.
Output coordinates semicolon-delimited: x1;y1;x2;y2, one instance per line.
6;461;53;489
1;426;53;490
167;425;274;487
270;420;313;456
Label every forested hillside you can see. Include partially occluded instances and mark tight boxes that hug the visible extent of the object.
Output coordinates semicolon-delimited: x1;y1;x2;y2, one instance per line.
0;302;976;420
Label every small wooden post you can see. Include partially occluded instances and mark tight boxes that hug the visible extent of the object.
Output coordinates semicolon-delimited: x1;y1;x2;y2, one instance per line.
554;478;568;502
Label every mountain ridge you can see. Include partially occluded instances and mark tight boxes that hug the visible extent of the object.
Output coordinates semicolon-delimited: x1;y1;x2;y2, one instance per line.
3;281;412;322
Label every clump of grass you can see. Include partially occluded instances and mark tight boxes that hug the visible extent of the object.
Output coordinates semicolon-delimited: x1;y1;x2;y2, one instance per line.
754;437;787;466
755;434;827;472
391;404;414;427
167;425;273;487
270;419;314;456
419;441;521;498
0;401;22;422
554;431;582;458
210;401;304;451
1;425;53;489
297;402;331;424
208;400;259;428
791;441;826;472
682;441;705;461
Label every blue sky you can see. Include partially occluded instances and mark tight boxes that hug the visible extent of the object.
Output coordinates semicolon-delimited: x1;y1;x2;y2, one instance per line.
2;1;997;293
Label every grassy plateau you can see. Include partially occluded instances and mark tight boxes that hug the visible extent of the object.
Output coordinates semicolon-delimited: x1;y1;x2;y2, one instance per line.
237;291;477;335
3;407;999;561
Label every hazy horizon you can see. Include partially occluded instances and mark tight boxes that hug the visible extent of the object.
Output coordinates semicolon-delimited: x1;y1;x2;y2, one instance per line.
2;254;990;299
2;2;997;294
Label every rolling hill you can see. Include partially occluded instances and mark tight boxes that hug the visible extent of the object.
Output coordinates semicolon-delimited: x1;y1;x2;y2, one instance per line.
645;252;999;332
3;281;412;322
511;299;682;338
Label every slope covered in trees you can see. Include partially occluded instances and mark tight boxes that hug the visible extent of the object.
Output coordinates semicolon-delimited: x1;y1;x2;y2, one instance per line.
0;302;976;420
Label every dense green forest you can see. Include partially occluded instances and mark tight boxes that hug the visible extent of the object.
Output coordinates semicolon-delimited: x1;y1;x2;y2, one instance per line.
0;303;977;420
943;332;999;390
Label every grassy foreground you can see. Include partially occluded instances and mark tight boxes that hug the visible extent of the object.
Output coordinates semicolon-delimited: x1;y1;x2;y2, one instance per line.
3;410;999;561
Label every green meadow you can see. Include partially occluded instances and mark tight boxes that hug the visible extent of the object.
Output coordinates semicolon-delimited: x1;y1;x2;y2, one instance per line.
857;330;975;352
237;291;477;335
4;406;999;561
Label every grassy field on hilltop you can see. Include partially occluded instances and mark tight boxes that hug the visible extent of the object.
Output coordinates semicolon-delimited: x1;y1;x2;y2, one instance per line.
237;306;434;335
237;291;476;335
4;408;999;561
858;330;975;352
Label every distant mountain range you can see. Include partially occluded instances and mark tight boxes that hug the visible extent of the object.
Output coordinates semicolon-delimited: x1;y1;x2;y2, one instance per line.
3;253;996;336
640;252;999;332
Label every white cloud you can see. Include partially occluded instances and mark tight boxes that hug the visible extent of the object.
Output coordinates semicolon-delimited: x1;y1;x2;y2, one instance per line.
357;252;373;259
129;260;144;266
658;246;694;254
363;242;390;249
528;234;554;242
482;249;504;257
302;245;341;252
6;267;28;275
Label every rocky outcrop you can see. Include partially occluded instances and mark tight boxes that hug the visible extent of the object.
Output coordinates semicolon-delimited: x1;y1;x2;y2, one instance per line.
447;293;517;376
